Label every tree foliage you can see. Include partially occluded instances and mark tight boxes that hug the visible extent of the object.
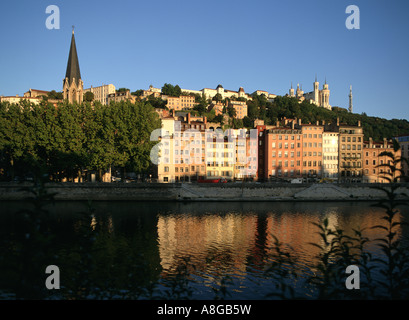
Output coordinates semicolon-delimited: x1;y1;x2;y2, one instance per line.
83;91;94;102
161;83;181;97
0;100;161;182
47;90;63;100
248;95;409;140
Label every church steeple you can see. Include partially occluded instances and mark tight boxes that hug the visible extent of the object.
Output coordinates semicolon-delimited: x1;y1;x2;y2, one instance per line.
65;27;81;86
63;28;83;103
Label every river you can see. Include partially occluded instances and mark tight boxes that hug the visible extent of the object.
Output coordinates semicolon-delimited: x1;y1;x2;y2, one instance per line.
1;200;408;299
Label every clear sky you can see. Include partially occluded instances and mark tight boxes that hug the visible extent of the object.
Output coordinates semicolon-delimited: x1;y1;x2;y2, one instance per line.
0;0;408;120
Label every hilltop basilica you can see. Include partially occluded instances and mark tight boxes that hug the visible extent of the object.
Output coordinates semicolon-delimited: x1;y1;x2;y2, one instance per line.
288;76;331;110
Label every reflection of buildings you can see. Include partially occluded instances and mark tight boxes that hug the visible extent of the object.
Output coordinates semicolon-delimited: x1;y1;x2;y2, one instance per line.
157;214;258;274
155;203;404;281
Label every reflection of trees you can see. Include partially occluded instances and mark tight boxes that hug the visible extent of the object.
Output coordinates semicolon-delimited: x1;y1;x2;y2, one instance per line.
56;203;163;299
1;195;409;300
0;195;162;299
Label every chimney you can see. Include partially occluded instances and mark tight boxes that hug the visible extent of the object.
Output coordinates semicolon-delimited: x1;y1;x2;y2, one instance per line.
337;117;340;126
187;112;191;124
369;137;373;148
316;120;319;126
204;116;207;124
358;120;361;127
291;121;295;129
276;120;280;127
298;118;302;126
383;137;387;148
322;120;325;125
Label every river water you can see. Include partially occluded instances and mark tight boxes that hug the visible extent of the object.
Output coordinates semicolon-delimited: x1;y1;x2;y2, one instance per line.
1;200;409;299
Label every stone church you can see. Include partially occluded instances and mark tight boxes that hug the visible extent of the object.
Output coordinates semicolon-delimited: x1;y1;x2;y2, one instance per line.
63;29;83;103
289;76;331;110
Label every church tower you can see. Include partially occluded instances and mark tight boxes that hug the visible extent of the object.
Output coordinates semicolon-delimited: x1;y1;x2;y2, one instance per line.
348;85;353;113
313;74;319;105
296;83;303;98
321;77;330;109
289;82;295;97
63;28;83;104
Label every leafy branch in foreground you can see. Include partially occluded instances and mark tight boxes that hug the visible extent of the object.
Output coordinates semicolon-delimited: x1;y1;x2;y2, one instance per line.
304;140;409;299
264;235;299;299
369;141;409;299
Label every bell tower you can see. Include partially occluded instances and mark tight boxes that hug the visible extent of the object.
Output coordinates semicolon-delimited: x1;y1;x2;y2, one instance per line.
313;74;319;105
289;82;295;97
63;27;83;104
321;77;330;109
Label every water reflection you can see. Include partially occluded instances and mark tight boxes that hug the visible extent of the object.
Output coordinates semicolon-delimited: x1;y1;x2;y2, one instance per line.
156;202;406;275
0;200;408;299
154;202;408;298
157;213;258;275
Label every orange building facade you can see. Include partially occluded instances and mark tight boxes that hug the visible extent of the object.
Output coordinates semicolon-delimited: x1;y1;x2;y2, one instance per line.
301;124;324;178
263;126;303;180
166;95;196;111
363;138;401;183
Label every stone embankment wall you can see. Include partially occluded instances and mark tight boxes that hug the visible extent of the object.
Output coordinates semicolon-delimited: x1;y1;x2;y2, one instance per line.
0;182;408;202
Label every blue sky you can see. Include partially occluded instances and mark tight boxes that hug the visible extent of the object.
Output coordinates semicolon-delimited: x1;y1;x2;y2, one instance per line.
0;0;408;120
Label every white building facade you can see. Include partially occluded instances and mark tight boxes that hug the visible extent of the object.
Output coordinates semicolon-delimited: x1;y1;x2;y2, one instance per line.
322;132;339;179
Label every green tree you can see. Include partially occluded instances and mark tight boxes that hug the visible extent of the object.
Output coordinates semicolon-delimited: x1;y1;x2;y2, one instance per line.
83;91;94;102
131;89;144;97
227;105;236;118
47;90;63;100
161;83;182;97
212;93;223;102
243;116;253;128
193;93;208;115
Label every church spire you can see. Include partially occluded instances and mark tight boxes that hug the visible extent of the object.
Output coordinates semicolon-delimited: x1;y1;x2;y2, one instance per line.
65;28;81;87
63;29;83;103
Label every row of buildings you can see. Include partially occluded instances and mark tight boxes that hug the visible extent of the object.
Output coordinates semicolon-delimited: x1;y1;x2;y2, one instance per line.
156;112;408;184
2;29;406;186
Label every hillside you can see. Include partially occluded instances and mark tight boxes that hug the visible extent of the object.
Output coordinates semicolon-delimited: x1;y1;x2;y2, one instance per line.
246;95;409;141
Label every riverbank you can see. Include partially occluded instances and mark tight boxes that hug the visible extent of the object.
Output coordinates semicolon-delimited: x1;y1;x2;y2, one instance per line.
0;182;408;202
